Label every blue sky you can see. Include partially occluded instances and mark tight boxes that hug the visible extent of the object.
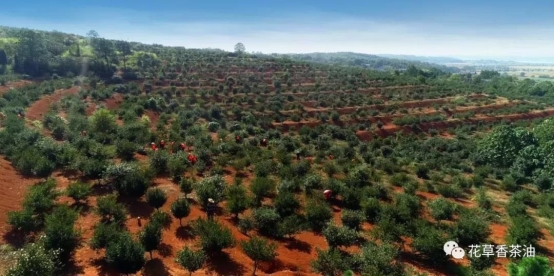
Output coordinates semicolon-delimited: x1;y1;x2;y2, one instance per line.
2;0;554;60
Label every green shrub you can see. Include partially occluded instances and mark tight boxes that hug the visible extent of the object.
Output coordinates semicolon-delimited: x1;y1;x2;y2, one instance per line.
311;248;350;276
179;178;194;197
322;223;358;249
146;188;168;210
226;183;250;217
412;224;449;264
303;174;323;192
472;175;485;188
115;139;137;161
502;175;518;192
90;222;122;250
469;246;496;271
150;210;172;229
96;194;127;225
167;152;188;180
104;163;151;197
65;181;91;203
43;205;79;261
252;207;282;238
428;197;455;222
7;209;38;232
175;246;206;276
250;177;275;204
452;211;490;246
192;218;235;252
139;221;162;259
436;184;463;199
241;236;278;275
149;149;169;175
195;175;226;207
305;200;333;232
105;232;145;274
5;240;60;276
341;209;364;230
534;174;552;192
506;216;539;247
23;179;59;215
361;198;381;223
171;198;191;226
415;164;430;179
274;191;300;217
356;241;405;276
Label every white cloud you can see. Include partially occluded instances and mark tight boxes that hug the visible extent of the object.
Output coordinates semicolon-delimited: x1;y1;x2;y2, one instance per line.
1;9;553;58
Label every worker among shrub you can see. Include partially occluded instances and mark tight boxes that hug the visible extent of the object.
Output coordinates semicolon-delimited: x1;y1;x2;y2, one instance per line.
261;138;267;146
206;198;216;220
324;189;332;201
180;143;186;151
150;142;157;151
159;140;165;149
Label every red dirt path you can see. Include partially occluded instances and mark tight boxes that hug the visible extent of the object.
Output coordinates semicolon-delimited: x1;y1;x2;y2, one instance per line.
0;80;34;96
26;87;80;121
0;157;39;239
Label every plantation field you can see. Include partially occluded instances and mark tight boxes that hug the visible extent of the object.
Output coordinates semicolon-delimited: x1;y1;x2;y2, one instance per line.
1;28;554;276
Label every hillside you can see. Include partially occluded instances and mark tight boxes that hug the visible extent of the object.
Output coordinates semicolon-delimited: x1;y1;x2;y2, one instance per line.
0;27;553;276
272;52;461;73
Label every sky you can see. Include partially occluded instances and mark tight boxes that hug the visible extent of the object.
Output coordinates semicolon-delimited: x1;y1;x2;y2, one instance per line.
2;0;554;61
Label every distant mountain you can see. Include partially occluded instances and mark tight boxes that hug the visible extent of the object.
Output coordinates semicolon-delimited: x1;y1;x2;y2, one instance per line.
273;52;460;73
377;54;465;64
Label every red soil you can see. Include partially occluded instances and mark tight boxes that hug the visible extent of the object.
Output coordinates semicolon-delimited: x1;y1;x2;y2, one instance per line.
0;80;34;96
104;93;124;110
0;157;39;240
26;87;79;121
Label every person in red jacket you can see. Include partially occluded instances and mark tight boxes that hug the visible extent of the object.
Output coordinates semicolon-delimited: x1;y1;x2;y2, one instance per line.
159;140;165;149
261;138;267;146
188;153;197;165
329;155;334;160
235;135;241;143
151;142;157;151
180;143;186;151
324;189;332;200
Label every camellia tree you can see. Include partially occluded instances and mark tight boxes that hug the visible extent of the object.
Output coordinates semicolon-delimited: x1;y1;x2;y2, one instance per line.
507;256;554;276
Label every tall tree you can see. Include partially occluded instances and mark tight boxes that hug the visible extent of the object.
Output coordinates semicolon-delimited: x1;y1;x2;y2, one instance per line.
241;236;278;275
15;29;49;76
115;40;132;69
234;42;245;54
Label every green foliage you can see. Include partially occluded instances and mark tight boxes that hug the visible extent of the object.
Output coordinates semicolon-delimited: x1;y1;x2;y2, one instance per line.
89;109;118;139
105;232;145;274
506;215;539;247
90;222;122;250
195;175;226;207
192;218;235;252
150;210;172;229
322;223;358;249
340;209;364;230
95;193;127;225
139;221;162;258
65;181;91;203
115;139;137;161
361;197;381;223
452;211;490;246
22;178;59;214
469;246;496;271
171;198;191;226
303;174;323;191
252;207;282;238
502;175;518;192
241;236;278;275
356;241;405;276
145;187;168;210
6;239;60;276
104;162;151;197
533;119;554;145
7;209;38;232
168;152;188;180
311;248;350;276
226;183;250;217
179;177;194;197
534;174;553;192
175;246;206;276
476;125;526;168
507;256;554;276
412;223;449;264
306;199;333;232
250;177;275;204
149;149;170;175
428;197;455;222
274;191;300;217
43;205;79;261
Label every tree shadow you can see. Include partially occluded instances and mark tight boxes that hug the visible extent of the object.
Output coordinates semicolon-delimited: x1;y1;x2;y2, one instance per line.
118;196;155;218
90;258;119;276
399;251;461;276
284;238;312;253
90;182;113;197
61;258;85;276
206;251;247;276
143;258;170;276
158;243;174;257
2;229;30;248
261;258;296;274
175;225;195;240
